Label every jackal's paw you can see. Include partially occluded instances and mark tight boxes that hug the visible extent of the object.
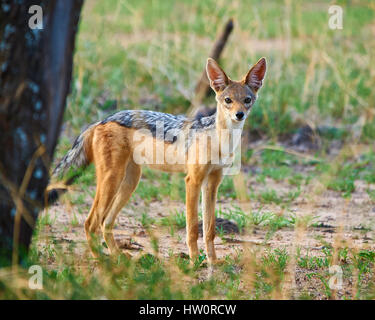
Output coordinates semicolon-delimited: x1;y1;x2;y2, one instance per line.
209;257;226;265
207;259;225;276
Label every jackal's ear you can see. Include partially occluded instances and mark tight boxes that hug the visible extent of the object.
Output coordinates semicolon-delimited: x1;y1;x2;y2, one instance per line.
243;57;267;92
206;58;229;93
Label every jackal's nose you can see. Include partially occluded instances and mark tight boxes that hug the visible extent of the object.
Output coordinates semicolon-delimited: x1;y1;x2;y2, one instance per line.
236;111;244;120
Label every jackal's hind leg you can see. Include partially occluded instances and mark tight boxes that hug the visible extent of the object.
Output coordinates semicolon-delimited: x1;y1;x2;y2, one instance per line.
85;167;126;258
102;161;141;257
85;194;103;258
85;138;130;257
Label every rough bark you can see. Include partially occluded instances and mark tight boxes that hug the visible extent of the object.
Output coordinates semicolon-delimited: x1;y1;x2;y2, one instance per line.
0;0;83;266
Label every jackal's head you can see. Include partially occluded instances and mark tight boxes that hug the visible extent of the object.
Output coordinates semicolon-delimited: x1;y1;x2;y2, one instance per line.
206;57;266;125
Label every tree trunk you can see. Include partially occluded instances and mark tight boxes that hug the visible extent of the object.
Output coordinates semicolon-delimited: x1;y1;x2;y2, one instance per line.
0;0;83;266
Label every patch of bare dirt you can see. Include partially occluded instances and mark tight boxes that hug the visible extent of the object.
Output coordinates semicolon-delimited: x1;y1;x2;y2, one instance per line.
40;169;375;270
38;130;375;298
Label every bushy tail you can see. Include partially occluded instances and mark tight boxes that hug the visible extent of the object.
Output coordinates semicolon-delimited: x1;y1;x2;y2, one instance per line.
47;122;98;205
53;122;97;178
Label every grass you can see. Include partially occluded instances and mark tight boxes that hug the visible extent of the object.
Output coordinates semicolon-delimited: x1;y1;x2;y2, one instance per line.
159;210;186;229
297;247;331;270
256;188;301;205
217;206;249;232
3;0;375;300
139;212;156;229
58;0;375;142
1;226;374;299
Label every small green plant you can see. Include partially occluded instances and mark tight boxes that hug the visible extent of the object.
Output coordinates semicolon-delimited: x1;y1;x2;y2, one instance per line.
193;250;207;270
71;213;79;227
37;212;55;228
70;193;86;206
326;163;361;197
217;206;249;232
218;177;236;199
257;188;300;205
249;210;274;226
216;225;225;239
366;189;375;202
261;166;293;182
159;210;186;229
297;249;330;270
306;272;332;299
293;214;318;229
262;248;289;275
259;189;282;204
140;212;155;228
267;214;294;231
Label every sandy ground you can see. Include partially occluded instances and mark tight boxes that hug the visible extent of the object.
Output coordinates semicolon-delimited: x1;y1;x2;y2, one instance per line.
38;163;375;299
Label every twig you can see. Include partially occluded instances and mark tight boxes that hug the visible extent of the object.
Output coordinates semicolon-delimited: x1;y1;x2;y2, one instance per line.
188;18;234;117
250;145;323;163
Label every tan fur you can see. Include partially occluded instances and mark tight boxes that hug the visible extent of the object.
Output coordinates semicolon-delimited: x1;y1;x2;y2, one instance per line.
64;58;266;264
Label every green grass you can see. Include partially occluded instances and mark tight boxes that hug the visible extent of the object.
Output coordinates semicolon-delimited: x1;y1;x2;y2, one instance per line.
2;231;374;299
256;188;301;205
36;212;55;228
295;246;375;299
19;0;375;300
254;248;290;298
58;0;375;141
297;248;331;270
313;150;375;197
217;206;249;233
218;177;236;199
139;212;156;229
252;149;314;189
159;209;186;233
54;0;375;205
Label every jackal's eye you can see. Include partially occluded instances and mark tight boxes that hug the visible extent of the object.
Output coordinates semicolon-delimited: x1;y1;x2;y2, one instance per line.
244;97;252;104
224;97;232;104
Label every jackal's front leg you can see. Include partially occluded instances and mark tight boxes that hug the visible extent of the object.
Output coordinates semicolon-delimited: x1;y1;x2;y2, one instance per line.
185;172;205;260
202;169;223;265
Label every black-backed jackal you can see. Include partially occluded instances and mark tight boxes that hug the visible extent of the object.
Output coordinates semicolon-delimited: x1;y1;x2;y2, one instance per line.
52;57;266;265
